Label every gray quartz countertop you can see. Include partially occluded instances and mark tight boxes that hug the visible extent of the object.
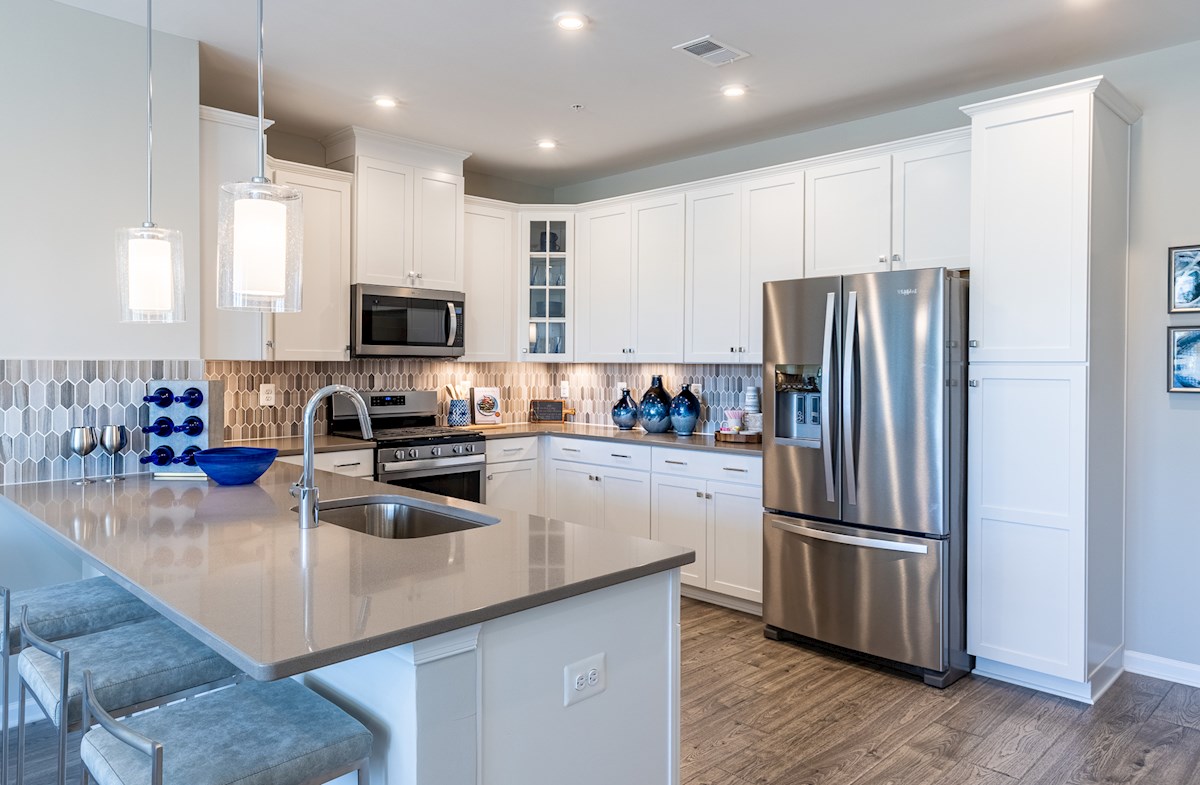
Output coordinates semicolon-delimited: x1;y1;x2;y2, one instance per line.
469;422;763;455
0;465;692;680
224;435;374;457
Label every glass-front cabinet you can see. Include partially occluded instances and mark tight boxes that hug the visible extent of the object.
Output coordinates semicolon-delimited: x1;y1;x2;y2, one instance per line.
519;211;574;361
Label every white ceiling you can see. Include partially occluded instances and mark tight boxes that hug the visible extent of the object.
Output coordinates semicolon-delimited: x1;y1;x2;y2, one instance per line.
55;0;1200;188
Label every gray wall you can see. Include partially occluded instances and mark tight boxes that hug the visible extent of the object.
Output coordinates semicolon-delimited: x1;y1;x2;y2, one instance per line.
0;0;200;359
465;170;554;204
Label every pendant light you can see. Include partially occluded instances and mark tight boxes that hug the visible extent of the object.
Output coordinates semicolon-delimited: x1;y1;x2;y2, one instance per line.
216;0;302;312
116;0;185;323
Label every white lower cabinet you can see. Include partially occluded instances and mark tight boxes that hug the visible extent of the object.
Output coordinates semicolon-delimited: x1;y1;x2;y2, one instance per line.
486;460;540;517
547;460;597;527
706;481;764;602
547;457;651;538
649;475;708;589
276;449;374;479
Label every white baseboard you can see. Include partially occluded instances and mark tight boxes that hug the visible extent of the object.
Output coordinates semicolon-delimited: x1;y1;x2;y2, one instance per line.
1124;650;1200;689
5;697;45;727
973;657;1110;704
680;585;762;617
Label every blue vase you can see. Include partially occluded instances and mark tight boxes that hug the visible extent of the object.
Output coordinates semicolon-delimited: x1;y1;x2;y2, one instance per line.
669;384;700;437
611;389;639;430
640;376;673;434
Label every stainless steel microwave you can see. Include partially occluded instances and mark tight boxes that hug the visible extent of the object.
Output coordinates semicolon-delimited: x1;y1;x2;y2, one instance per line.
351;284;465;358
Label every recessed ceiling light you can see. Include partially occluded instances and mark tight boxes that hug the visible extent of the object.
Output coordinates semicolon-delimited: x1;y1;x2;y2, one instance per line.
554;11;588;30
721;84;747;98
373;96;398;108
537;139;558;150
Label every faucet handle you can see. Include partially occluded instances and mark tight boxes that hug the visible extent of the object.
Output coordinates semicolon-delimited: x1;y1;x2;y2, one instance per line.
290;483;301;498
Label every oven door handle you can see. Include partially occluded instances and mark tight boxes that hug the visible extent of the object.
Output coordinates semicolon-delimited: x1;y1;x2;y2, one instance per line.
447;302;458;347
379;455;485;473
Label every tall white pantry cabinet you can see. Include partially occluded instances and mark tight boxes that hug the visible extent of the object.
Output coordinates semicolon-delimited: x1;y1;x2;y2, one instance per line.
962;77;1140;703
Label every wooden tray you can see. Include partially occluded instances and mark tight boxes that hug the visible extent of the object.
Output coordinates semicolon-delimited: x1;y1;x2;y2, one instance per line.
715;431;762;443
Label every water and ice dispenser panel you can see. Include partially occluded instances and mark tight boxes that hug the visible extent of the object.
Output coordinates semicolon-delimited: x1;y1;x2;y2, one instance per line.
774;364;822;444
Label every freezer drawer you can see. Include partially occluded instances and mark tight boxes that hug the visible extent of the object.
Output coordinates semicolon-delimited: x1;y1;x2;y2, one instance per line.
763;515;946;672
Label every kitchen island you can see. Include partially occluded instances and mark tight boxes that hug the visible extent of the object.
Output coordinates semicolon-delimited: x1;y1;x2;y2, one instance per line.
0;464;693;785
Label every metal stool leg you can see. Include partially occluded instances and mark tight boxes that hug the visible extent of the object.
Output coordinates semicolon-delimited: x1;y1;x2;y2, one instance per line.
2;587;10;785
356;761;370;785
14;682;23;785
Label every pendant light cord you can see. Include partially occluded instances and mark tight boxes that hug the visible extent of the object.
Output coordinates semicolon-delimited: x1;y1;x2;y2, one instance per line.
144;0;155;227
254;0;268;183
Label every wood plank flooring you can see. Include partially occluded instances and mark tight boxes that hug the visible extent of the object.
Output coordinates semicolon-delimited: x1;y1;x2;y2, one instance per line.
7;598;1199;785
679;598;1200;785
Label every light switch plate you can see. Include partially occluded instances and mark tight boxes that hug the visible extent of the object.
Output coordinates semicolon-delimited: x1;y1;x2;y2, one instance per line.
560;381;570;398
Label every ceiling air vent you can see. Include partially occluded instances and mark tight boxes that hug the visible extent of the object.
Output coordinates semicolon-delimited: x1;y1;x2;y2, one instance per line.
673;36;750;67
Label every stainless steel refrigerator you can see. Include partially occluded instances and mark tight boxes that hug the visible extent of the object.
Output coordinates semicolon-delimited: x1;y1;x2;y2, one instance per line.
762;268;971;687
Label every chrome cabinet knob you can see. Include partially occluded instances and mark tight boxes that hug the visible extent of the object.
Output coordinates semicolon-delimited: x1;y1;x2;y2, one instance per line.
878;255;888;264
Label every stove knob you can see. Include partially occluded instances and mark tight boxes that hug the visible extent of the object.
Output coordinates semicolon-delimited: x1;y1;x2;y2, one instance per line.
453;445;463;455
431;447;442;457
394;449;404;461
465;444;475;453
408;448;419;459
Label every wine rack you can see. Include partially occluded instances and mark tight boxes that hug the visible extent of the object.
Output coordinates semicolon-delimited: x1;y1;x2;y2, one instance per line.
140;379;225;479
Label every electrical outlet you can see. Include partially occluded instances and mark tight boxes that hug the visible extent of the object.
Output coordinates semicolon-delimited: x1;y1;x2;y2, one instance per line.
560;380;570;398
260;384;276;407
692;384;703;396
564;652;606;707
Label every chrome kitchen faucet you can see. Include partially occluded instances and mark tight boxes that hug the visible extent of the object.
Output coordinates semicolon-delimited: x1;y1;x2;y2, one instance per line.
291;385;373;529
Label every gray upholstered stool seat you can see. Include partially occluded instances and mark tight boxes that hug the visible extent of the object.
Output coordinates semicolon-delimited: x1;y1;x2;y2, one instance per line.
4;577;156;653
81;678;372;785
17;617;241;729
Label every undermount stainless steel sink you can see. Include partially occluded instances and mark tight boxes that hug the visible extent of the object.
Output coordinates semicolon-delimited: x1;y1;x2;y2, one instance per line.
304;495;498;539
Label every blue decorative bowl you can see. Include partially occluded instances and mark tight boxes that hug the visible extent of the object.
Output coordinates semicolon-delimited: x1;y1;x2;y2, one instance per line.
194;447;278;486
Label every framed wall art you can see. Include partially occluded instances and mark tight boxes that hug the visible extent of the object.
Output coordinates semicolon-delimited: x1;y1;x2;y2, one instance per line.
1168;326;1200;393
1169;244;1200;313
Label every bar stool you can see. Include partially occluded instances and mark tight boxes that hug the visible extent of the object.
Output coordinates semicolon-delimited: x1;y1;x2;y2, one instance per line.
80;671;372;785
2;578;156;785
15;613;242;785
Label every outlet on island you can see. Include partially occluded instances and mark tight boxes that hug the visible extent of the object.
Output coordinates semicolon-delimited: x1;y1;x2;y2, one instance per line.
563;652;606;707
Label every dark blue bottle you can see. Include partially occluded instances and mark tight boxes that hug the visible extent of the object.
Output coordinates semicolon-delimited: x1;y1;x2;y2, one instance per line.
669;384;701;437
142;387;174;408
611;388;639;431
640;376;673;434
141;416;175;437
174;387;204;408
140;446;175;466
173;416;204;437
172;446;201;467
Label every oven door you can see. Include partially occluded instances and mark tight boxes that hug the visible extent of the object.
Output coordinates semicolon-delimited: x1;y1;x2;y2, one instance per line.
353;283;465;358
377;457;486;504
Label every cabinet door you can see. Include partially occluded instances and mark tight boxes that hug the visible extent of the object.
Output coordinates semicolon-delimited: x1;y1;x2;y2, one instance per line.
413;168;465;290
596;466;651;539
685;185;744;363
967;93;1091;363
547;459;596;528
354;156;414;286
742;173;804;363
967;364;1086;680
650;474;707;588
270;164;352;361
804;155;892;277
892;135;971;271
707;480;764;603
462;202;514;362
632;194;685;363
486;459;540;517
575;204;633;363
520;212;574;362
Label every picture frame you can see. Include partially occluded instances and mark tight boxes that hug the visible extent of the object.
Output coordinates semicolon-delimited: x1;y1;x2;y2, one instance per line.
1169;244;1200;313
1168;326;1200;393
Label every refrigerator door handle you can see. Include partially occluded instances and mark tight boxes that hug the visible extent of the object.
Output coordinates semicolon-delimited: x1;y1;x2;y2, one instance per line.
842;290;859;506
769;518;929;554
820;291;837;503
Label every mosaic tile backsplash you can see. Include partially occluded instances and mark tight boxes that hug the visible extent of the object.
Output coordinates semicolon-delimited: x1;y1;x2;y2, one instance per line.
0;360;205;485
0;358;761;484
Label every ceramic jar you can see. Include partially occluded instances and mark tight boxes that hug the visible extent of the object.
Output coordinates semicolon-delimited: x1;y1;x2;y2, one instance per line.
611;387;639;430
669;384;701;437
640;376;673;434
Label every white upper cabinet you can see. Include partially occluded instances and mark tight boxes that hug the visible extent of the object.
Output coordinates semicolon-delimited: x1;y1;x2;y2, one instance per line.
353;156;415;287
269;159;353;362
685;184;744;363
891;134;971;271
804;154;892;277
462;199;515;362
519;211;575;362
742;172;804;363
575;204;634;363
413;168;465;290
631;194;686;364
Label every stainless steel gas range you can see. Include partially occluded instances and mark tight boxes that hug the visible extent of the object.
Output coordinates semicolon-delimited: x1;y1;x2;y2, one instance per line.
329;390;486;503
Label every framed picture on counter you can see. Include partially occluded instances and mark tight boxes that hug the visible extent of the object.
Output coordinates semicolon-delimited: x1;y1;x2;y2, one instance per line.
1168;326;1200;393
1169;244;1200;313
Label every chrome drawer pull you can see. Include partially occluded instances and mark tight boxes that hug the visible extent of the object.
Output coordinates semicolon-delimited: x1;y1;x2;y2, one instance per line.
664;460;687;466
502;447;523;453
611;453;632;459
333;462;361;469
722;467;748;473
563;447;581;453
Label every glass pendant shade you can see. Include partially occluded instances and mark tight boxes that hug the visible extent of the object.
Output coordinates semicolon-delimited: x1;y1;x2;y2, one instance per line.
116;225;185;322
216;180;303;312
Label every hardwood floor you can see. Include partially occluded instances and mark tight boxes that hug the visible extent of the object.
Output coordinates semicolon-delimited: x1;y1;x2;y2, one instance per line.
679;598;1200;785
7;598;1199;785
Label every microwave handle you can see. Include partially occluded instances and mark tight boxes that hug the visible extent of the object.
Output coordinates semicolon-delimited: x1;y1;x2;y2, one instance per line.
446;301;458;347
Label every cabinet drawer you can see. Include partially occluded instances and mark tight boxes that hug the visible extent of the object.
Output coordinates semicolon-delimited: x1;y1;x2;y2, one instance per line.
651;447;762;485
277;448;374;478
547;437;651;471
486;437;539;464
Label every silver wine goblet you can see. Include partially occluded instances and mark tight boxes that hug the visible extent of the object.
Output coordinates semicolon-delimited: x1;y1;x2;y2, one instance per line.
99;425;129;483
69;426;99;485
